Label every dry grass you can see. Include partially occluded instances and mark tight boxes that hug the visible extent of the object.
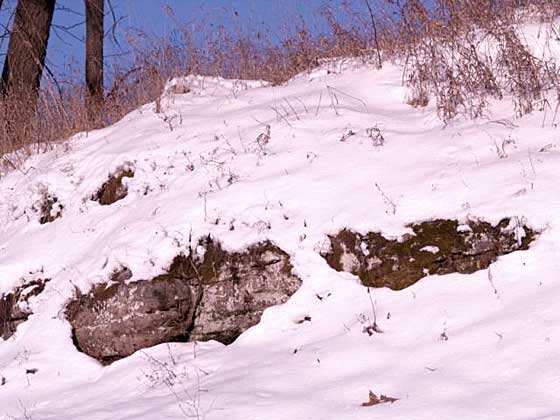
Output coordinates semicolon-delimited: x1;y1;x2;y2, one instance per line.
1;0;560;165
401;0;560;123
0;1;378;164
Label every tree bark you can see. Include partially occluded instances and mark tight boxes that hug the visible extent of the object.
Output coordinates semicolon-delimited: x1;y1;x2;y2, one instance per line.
85;0;104;123
1;0;55;101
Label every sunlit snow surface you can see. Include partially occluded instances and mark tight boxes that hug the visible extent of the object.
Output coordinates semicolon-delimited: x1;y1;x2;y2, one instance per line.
1;50;560;419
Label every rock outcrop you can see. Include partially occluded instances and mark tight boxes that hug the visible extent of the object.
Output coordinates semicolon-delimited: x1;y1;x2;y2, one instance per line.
66;267;200;364
323;218;537;290
37;192;63;224
187;239;301;344
1;279;49;340
66;238;301;363
93;166;134;205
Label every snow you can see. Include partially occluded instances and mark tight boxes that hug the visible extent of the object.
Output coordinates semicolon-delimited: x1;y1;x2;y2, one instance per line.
1;52;560;419
420;246;439;254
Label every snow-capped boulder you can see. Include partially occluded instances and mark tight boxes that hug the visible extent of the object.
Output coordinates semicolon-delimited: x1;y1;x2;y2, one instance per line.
188;238;301;344
1;279;49;340
66;267;200;364
323;218;537;290
66;238;301;363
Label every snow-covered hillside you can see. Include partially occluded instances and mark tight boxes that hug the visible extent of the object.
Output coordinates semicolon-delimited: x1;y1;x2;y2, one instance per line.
1;57;559;420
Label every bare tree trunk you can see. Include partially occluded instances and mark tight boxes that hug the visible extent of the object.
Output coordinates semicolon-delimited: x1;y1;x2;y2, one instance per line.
85;0;104;123
364;0;382;69
0;1;4;12
1;0;55;101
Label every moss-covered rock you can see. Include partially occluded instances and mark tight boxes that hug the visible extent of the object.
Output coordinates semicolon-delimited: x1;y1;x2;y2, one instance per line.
322;218;537;290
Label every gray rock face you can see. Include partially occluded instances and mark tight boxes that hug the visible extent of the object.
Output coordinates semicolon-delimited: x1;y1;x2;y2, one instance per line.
66;239;301;363
188;239;301;344
66;268;201;364
1;279;49;340
323;218;537;290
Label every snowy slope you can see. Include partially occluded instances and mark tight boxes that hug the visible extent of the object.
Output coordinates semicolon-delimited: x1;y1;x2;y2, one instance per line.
1;57;560;420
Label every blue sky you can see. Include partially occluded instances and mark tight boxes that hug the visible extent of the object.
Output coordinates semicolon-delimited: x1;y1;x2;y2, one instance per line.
1;0;369;81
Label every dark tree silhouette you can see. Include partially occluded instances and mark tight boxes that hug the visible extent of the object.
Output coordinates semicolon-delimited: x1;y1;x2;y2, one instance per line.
1;0;56;103
85;0;104;123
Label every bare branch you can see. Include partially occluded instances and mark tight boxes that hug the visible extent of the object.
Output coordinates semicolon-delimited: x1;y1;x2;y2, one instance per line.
364;0;382;69
106;0;121;48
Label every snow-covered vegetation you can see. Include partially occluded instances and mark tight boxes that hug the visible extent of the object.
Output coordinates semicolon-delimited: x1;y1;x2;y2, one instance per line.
2;3;560;419
1;53;559;418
